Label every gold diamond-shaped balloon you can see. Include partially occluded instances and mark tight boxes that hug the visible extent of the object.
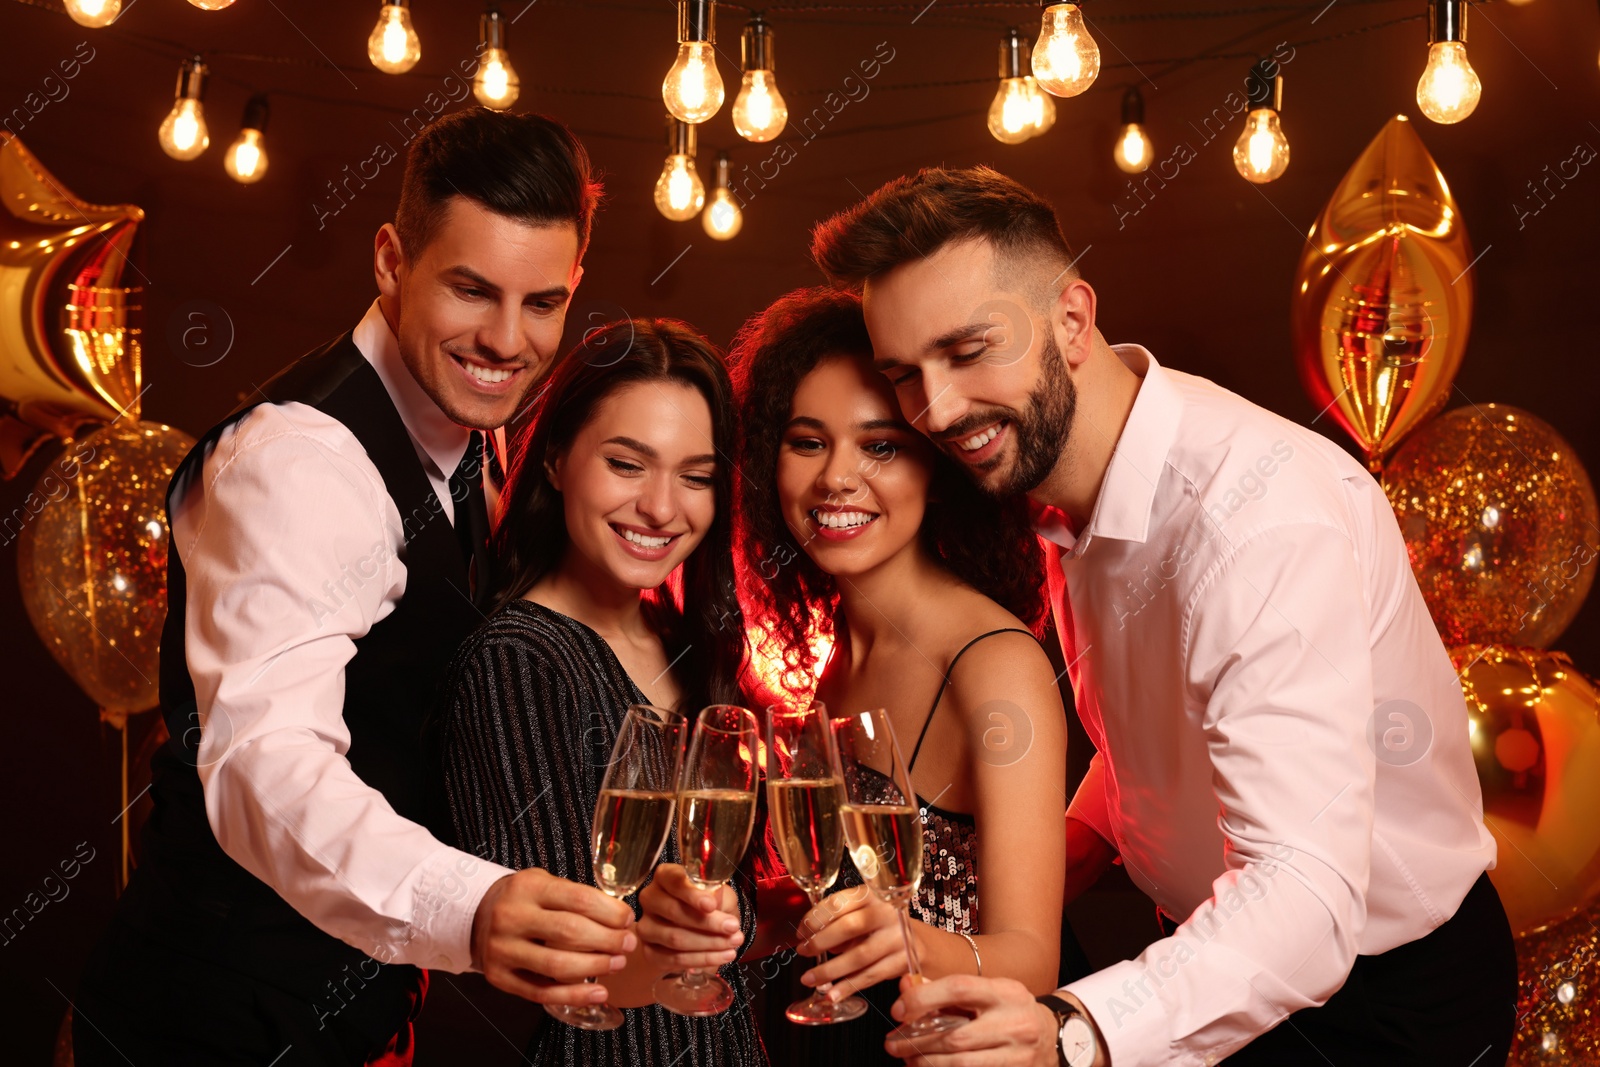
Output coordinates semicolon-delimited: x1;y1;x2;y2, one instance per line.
1291;114;1473;471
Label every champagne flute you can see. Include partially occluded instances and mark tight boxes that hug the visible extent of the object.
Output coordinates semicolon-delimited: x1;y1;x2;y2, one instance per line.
766;700;868;1024
654;704;761;1016
830;706;968;1041
546;703;685;1031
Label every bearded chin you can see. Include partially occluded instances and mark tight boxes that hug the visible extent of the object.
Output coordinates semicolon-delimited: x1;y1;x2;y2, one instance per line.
989;331;1075;498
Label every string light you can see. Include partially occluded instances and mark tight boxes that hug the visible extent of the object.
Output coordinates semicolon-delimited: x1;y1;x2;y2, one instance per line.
1233;59;1289;183
63;0;120;26
702;152;743;238
664;0;724;124
368;0;421;75
474;9;520;110
1417;0;1481;124
654;118;705;221
1113;86;1152;173
158;56;210;161
989;28;1053;144
224;95;269;183
1033;1;1100;98
733;15;787;142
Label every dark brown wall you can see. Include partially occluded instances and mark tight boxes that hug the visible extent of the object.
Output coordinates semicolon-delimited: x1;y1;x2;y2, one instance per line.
2;1;1596;1061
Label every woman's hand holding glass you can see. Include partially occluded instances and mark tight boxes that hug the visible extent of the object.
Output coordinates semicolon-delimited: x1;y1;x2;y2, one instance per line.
795;882;913;1001
653;704;761;1016
637;862;745;974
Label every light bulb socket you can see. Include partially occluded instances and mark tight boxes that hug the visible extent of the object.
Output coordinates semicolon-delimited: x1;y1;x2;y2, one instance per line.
384;0;409;9
240;93;269;134
667;115;697;157
999;27;1030;79
1121;85;1144;124
1427;0;1467;44
1244;59;1282;111
741;15;774;72
175;56;208;102
714;151;732;189
678;0;715;44
481;8;508;50
1040;0;1081;9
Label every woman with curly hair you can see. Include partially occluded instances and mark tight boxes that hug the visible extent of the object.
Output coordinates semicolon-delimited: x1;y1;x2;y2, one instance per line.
732;288;1068;1060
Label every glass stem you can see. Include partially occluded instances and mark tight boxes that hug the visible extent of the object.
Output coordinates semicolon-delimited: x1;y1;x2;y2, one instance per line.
895;902;924;979
804;888;835;992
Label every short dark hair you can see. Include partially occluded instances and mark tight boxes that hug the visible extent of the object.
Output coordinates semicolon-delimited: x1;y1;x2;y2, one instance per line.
395;107;602;259
492;318;745;710
730;287;1047;691
809;166;1077;296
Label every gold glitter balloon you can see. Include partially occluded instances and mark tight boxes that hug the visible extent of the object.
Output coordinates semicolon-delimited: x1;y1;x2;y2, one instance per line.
1385;406;1598;649
1509;900;1600;1065
1292;115;1473;470
15;420;194;717
1454;645;1600;936
0;132;145;476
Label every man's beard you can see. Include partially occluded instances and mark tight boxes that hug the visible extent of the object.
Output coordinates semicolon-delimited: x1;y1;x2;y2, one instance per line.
944;331;1075;498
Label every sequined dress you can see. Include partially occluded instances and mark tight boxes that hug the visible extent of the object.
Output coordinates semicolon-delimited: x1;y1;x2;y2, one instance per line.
760;629;1030;1067
439;599;768;1067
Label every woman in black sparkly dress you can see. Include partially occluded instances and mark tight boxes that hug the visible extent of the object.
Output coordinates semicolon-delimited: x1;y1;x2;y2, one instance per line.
732;289;1069;1064
438;319;766;1067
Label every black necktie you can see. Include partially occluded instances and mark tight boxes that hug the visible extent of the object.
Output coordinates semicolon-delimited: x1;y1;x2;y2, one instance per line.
449;431;492;607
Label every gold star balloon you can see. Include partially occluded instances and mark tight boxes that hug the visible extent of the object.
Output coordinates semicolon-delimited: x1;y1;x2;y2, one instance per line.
1292;115;1473;470
0;132;145;476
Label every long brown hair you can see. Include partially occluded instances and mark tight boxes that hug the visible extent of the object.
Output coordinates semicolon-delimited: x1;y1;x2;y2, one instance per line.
730;287;1046;690
493;318;746;709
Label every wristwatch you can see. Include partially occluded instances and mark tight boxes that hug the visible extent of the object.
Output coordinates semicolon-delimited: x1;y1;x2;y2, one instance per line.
1038;993;1100;1067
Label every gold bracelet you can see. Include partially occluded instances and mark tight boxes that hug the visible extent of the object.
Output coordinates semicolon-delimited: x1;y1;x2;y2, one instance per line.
957;930;982;976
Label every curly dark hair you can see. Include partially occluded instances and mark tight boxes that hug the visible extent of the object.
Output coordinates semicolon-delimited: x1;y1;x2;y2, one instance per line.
729;287;1047;692
492;318;746;710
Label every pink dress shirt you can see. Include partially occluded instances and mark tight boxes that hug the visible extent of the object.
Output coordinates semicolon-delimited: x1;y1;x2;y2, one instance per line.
169;300;513;974
1046;345;1496;1066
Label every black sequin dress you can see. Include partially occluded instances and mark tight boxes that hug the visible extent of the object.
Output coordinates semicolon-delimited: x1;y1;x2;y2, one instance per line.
439;599;768;1067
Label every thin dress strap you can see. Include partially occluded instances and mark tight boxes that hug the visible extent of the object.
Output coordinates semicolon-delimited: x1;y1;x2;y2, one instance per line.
907;628;1035;772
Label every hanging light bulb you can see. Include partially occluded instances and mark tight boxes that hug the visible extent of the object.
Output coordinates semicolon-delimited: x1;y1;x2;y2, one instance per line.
989;29;1038;144
474;9;520;109
732;15;787;141
368;0;421;75
158;57;210;161
1233;59;1289;183
702;153;743;239
64;0;120;27
1113;85;1152;173
654;118;705;221
188;0;238;9
224;95;269;183
663;0;724;124
1033;2;1100;98
1417;0;1481;124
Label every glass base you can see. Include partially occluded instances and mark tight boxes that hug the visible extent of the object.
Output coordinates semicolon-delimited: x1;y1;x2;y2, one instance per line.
886;1010;968;1043
785;990;869;1025
654;971;735;1016
544;1001;625;1031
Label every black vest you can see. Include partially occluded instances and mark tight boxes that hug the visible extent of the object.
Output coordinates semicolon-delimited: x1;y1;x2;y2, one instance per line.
129;332;483;1050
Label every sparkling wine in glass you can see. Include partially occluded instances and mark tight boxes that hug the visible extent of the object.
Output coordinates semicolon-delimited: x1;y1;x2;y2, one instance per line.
767;700;868;1025
830;706;968;1041
546;703;684;1031
655;704;760;1016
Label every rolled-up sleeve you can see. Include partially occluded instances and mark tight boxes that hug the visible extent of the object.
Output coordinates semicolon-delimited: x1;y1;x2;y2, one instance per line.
1064;523;1376;1066
181;403;510;973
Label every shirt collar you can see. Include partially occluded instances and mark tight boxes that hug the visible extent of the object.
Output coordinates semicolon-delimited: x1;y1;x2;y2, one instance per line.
351;298;472;479
1034;344;1183;556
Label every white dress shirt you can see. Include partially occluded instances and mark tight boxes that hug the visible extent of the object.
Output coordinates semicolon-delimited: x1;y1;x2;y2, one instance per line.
170;300;513;973
1045;345;1496;1066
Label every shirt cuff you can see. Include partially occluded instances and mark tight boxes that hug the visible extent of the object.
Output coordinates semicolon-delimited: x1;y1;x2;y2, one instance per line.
405;846;515;973
1065;960;1186;1067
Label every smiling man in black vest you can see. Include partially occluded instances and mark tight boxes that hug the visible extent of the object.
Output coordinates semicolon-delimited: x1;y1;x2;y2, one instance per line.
73;108;639;1066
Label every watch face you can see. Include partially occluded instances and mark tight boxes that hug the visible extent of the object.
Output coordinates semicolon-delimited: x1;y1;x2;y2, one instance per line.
1061;1016;1097;1067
